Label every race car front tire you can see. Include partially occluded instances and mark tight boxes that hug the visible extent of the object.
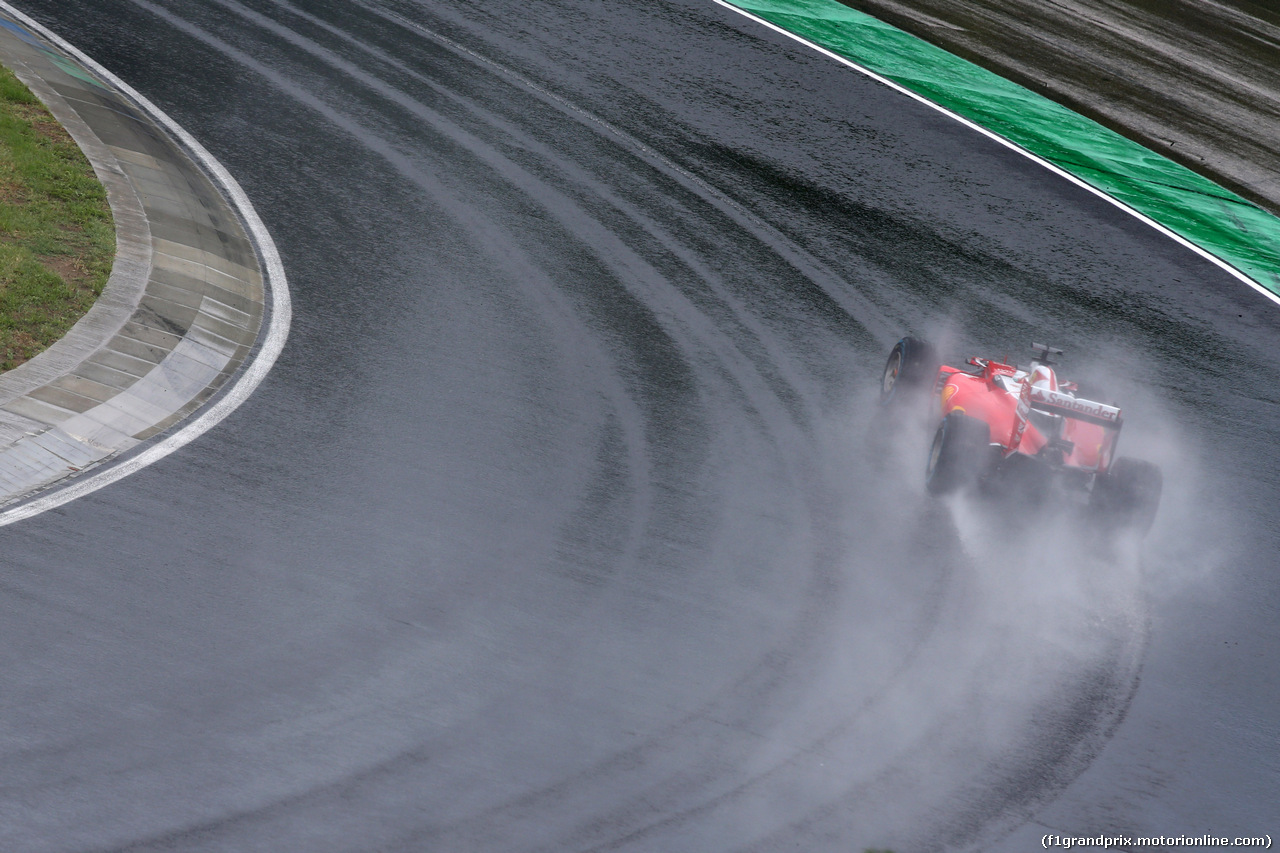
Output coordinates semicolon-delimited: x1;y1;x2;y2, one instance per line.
880;336;938;407
925;412;991;495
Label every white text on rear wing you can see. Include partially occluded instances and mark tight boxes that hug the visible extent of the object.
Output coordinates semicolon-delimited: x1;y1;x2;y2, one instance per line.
1029;387;1122;428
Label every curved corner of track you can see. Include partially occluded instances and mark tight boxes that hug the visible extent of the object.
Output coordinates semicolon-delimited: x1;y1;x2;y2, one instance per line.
0;1;290;526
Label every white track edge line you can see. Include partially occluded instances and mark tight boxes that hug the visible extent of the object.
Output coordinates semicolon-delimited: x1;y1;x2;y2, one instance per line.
711;0;1280;309
0;1;292;526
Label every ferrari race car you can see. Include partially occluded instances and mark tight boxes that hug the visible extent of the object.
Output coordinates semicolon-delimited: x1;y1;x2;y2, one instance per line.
880;337;1162;535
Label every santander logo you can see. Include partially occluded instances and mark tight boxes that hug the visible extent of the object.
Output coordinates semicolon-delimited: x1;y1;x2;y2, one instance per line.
1029;387;1121;423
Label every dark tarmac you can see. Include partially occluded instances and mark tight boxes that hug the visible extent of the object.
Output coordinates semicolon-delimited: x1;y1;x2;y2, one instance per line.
1;0;1277;850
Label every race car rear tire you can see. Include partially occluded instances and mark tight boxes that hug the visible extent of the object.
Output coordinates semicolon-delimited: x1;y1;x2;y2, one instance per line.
880;336;938;407
1091;457;1162;535
925;412;991;495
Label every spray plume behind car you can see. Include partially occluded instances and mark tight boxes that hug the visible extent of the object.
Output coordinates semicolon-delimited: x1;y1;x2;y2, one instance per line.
879;337;1162;536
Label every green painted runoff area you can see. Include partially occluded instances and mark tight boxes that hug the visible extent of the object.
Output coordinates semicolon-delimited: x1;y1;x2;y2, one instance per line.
721;0;1280;297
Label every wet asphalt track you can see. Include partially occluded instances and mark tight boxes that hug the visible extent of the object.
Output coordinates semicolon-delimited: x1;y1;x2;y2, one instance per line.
3;1;1279;850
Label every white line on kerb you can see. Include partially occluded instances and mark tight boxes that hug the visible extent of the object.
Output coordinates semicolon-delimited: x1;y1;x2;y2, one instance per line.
711;0;1280;309
0;1;292;526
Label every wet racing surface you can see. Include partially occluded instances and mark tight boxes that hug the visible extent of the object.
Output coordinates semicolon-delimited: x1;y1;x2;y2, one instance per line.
2;1;1278;849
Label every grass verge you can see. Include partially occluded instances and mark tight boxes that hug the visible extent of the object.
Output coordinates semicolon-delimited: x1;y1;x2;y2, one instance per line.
0;61;113;371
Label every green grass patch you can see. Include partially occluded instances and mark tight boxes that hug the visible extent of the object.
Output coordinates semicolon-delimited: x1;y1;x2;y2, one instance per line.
0;62;113;371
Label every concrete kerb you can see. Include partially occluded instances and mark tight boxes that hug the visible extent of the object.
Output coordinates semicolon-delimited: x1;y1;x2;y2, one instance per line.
0;4;290;523
0;57;148;383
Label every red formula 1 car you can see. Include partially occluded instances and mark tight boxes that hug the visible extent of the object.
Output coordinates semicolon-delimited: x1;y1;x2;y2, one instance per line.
879;337;1162;534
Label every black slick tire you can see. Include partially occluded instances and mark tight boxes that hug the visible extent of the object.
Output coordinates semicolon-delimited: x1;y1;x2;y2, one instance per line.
880;336;939;407
925;412;992;495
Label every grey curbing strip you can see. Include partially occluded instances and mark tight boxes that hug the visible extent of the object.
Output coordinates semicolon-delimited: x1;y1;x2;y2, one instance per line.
0;51;153;402
0;6;291;517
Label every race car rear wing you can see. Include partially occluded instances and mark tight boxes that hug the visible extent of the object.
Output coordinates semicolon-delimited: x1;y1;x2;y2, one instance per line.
1009;383;1122;469
1028;387;1122;429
